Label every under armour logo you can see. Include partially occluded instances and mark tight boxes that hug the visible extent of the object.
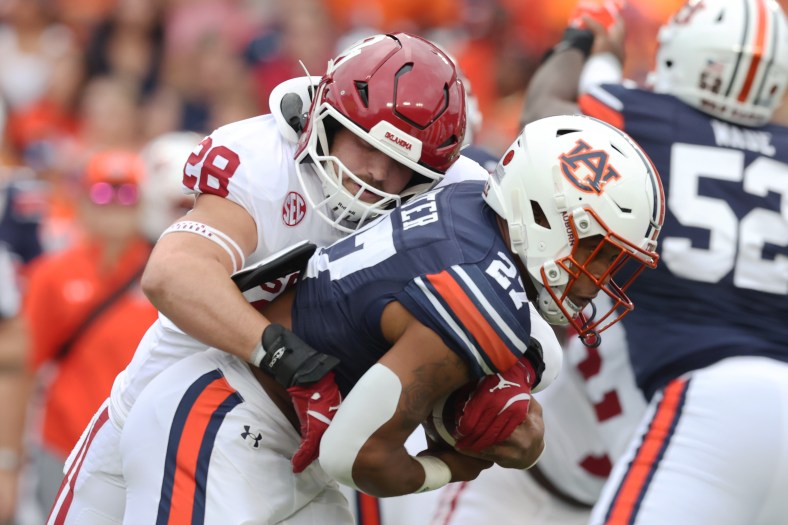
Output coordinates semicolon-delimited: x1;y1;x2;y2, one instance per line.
241;425;263;448
489;374;520;393
559;139;621;195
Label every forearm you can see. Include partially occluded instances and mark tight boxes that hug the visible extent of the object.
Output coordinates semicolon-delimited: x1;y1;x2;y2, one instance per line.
352;441;433;497
0;317;31;467
320;328;479;496
143;242;267;363
521;49;586;127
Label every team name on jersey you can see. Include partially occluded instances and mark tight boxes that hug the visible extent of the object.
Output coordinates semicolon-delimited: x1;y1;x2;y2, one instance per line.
710;119;776;156
401;189;441;230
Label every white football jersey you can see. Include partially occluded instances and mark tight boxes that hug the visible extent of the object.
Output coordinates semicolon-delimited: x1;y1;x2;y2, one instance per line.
531;296;647;505
109;114;489;429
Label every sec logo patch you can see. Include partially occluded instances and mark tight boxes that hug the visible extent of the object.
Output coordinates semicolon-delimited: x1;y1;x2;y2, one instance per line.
282;191;306;226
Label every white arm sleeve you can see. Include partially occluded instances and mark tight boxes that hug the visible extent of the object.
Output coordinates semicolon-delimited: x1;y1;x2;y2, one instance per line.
578;52;623;95
319;363;402;489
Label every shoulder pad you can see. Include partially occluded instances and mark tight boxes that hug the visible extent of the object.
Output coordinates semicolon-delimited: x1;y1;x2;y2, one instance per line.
269;76;322;143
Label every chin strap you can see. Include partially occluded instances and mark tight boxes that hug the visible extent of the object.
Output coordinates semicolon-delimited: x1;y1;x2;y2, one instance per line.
577;302;602;348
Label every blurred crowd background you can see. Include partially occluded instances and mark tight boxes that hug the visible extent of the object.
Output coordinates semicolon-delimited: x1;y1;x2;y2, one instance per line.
0;0;691;255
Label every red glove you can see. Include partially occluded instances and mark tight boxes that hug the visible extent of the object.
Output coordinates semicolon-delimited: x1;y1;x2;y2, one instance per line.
454;358;537;453
568;0;623;31
287;371;341;473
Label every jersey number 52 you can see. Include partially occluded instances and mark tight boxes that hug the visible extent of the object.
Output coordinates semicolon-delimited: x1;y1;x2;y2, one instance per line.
662;143;788;295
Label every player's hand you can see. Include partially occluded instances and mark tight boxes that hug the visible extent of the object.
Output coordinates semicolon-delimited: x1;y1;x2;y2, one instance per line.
454;357;537;453
571;0;626;62
568;0;623;31
472;398;545;470
287;371;341;473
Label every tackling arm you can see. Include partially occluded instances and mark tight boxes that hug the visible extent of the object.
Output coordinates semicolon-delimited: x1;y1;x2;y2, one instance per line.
144;195;338;386
141;194;267;363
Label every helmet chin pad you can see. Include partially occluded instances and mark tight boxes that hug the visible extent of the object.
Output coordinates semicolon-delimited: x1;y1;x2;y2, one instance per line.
535;286;574;326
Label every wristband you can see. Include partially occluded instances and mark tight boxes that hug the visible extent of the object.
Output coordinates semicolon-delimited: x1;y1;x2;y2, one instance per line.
250;339;267;368
414;455;452;493
542;27;595;63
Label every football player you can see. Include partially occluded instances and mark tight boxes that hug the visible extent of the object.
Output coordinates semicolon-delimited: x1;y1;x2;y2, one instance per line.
513;1;788;524
46;33;486;525
0;162;45;523
115;114;664;524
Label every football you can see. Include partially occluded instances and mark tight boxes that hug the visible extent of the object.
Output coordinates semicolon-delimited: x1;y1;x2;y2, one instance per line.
422;384;474;449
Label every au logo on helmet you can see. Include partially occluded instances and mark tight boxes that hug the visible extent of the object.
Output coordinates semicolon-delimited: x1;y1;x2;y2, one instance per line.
559;140;621;195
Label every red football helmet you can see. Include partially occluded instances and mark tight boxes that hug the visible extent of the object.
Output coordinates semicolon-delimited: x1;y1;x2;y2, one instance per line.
295;33;467;232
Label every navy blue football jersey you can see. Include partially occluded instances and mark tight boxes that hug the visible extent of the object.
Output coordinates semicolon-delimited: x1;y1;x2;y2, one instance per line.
0;176;45;265
292;181;534;395
582;84;788;398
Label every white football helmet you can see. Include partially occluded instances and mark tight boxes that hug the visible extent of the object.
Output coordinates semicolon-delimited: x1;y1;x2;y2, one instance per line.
651;0;788;127
295;33;466;233
483;115;665;339
139;131;203;241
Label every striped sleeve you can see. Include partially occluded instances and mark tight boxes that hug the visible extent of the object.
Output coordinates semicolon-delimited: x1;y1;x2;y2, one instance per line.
397;264;531;378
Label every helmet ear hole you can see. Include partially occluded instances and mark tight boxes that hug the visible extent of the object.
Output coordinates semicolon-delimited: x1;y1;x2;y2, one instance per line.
354;81;369;107
531;201;550;229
